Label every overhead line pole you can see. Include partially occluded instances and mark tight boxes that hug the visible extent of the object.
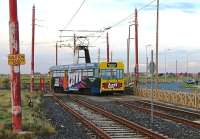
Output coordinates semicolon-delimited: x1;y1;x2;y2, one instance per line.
73;34;76;64
134;8;139;87
176;60;178;81
127;25;131;75
155;0;159;85
107;32;110;62
56;43;58;65
9;0;22;132
98;48;100;63
31;5;35;93
111;51;113;62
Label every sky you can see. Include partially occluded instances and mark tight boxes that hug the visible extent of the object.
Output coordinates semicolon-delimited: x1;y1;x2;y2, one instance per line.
1;0;200;74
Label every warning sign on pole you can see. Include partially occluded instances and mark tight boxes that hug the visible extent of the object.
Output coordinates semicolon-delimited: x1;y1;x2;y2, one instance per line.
8;54;26;66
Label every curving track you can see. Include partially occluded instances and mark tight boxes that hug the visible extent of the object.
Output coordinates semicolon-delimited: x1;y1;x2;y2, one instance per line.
117;100;200;129
52;94;168;139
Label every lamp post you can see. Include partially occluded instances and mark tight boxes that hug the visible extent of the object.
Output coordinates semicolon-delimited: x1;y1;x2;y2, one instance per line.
164;49;171;82
127;24;134;76
145;44;152;87
145;45;152;76
186;54;189;79
176;59;178;81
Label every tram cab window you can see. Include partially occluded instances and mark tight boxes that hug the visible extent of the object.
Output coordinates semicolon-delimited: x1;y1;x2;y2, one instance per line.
101;69;123;79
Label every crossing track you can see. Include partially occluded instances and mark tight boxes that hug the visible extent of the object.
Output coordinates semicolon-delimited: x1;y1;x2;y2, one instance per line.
117;100;200;129
52;94;168;139
135;100;200;119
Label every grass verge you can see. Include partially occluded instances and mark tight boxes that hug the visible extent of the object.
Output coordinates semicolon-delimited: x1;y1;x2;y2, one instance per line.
0;90;55;139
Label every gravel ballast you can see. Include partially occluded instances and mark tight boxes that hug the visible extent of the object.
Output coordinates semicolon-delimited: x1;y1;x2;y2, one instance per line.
75;95;200;139
38;96;92;139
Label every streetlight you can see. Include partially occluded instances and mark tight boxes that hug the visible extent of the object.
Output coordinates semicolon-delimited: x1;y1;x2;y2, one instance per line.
145;44;152;87
127;24;134;75
164;49;171;82
145;44;152;76
186;54;189;80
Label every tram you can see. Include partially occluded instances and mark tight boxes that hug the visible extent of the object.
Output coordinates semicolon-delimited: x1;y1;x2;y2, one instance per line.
49;62;125;94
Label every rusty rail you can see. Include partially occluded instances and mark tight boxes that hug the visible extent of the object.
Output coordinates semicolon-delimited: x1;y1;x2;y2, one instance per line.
52;95;111;139
70;96;168;139
118;101;200;129
137;100;200;118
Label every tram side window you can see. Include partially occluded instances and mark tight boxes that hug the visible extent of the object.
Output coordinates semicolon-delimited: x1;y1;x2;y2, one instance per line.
82;70;87;76
82;69;94;77
87;69;94;77
53;72;64;77
94;68;99;77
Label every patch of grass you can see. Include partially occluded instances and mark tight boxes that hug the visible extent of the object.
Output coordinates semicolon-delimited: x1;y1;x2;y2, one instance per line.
0;90;55;139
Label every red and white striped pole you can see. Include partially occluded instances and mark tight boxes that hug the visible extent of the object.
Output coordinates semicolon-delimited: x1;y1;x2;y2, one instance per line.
9;0;22;132
31;5;35;93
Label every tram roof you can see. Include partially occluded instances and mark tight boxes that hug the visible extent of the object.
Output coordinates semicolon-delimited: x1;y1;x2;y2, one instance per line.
49;63;99;71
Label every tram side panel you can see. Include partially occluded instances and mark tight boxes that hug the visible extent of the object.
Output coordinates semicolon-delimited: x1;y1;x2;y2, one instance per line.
67;69;101;95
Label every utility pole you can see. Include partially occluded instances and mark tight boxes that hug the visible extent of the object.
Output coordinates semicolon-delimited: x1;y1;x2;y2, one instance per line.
31;5;35;93
164;54;167;82
176;60;178;81
145;44;151;86
110;51;113;62
186;55;189;79
56;43;58;65
98;48;100;63
9;0;22;132
107;32;110;63
73;34;76;64
150;49;155;127
127;39;129;74
127;25;131;75
155;0;160;85
134;8;139;86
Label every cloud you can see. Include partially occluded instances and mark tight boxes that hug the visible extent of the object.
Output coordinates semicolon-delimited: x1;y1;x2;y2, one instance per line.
160;2;200;13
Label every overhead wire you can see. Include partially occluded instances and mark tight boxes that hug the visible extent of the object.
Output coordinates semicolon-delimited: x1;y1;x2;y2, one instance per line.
59;0;156;48
62;0;86;30
90;0;156;46
138;0;156;12
107;0;156;30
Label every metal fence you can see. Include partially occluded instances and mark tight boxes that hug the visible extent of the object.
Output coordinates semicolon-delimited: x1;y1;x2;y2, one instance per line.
136;88;200;109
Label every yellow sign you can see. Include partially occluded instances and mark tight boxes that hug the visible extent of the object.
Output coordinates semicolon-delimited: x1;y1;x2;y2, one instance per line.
8;54;26;66
99;62;124;69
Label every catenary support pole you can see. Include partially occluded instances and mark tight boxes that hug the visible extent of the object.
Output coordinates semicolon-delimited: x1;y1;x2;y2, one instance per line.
150;50;154;127
176;60;178;81
31;5;35;93
155;0;159;85
73;34;76;64
107;32;110;62
56;43;58;65
110;51;113;62
134;8;139;86
98;48;100;63
9;0;22;132
127;25;131;75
